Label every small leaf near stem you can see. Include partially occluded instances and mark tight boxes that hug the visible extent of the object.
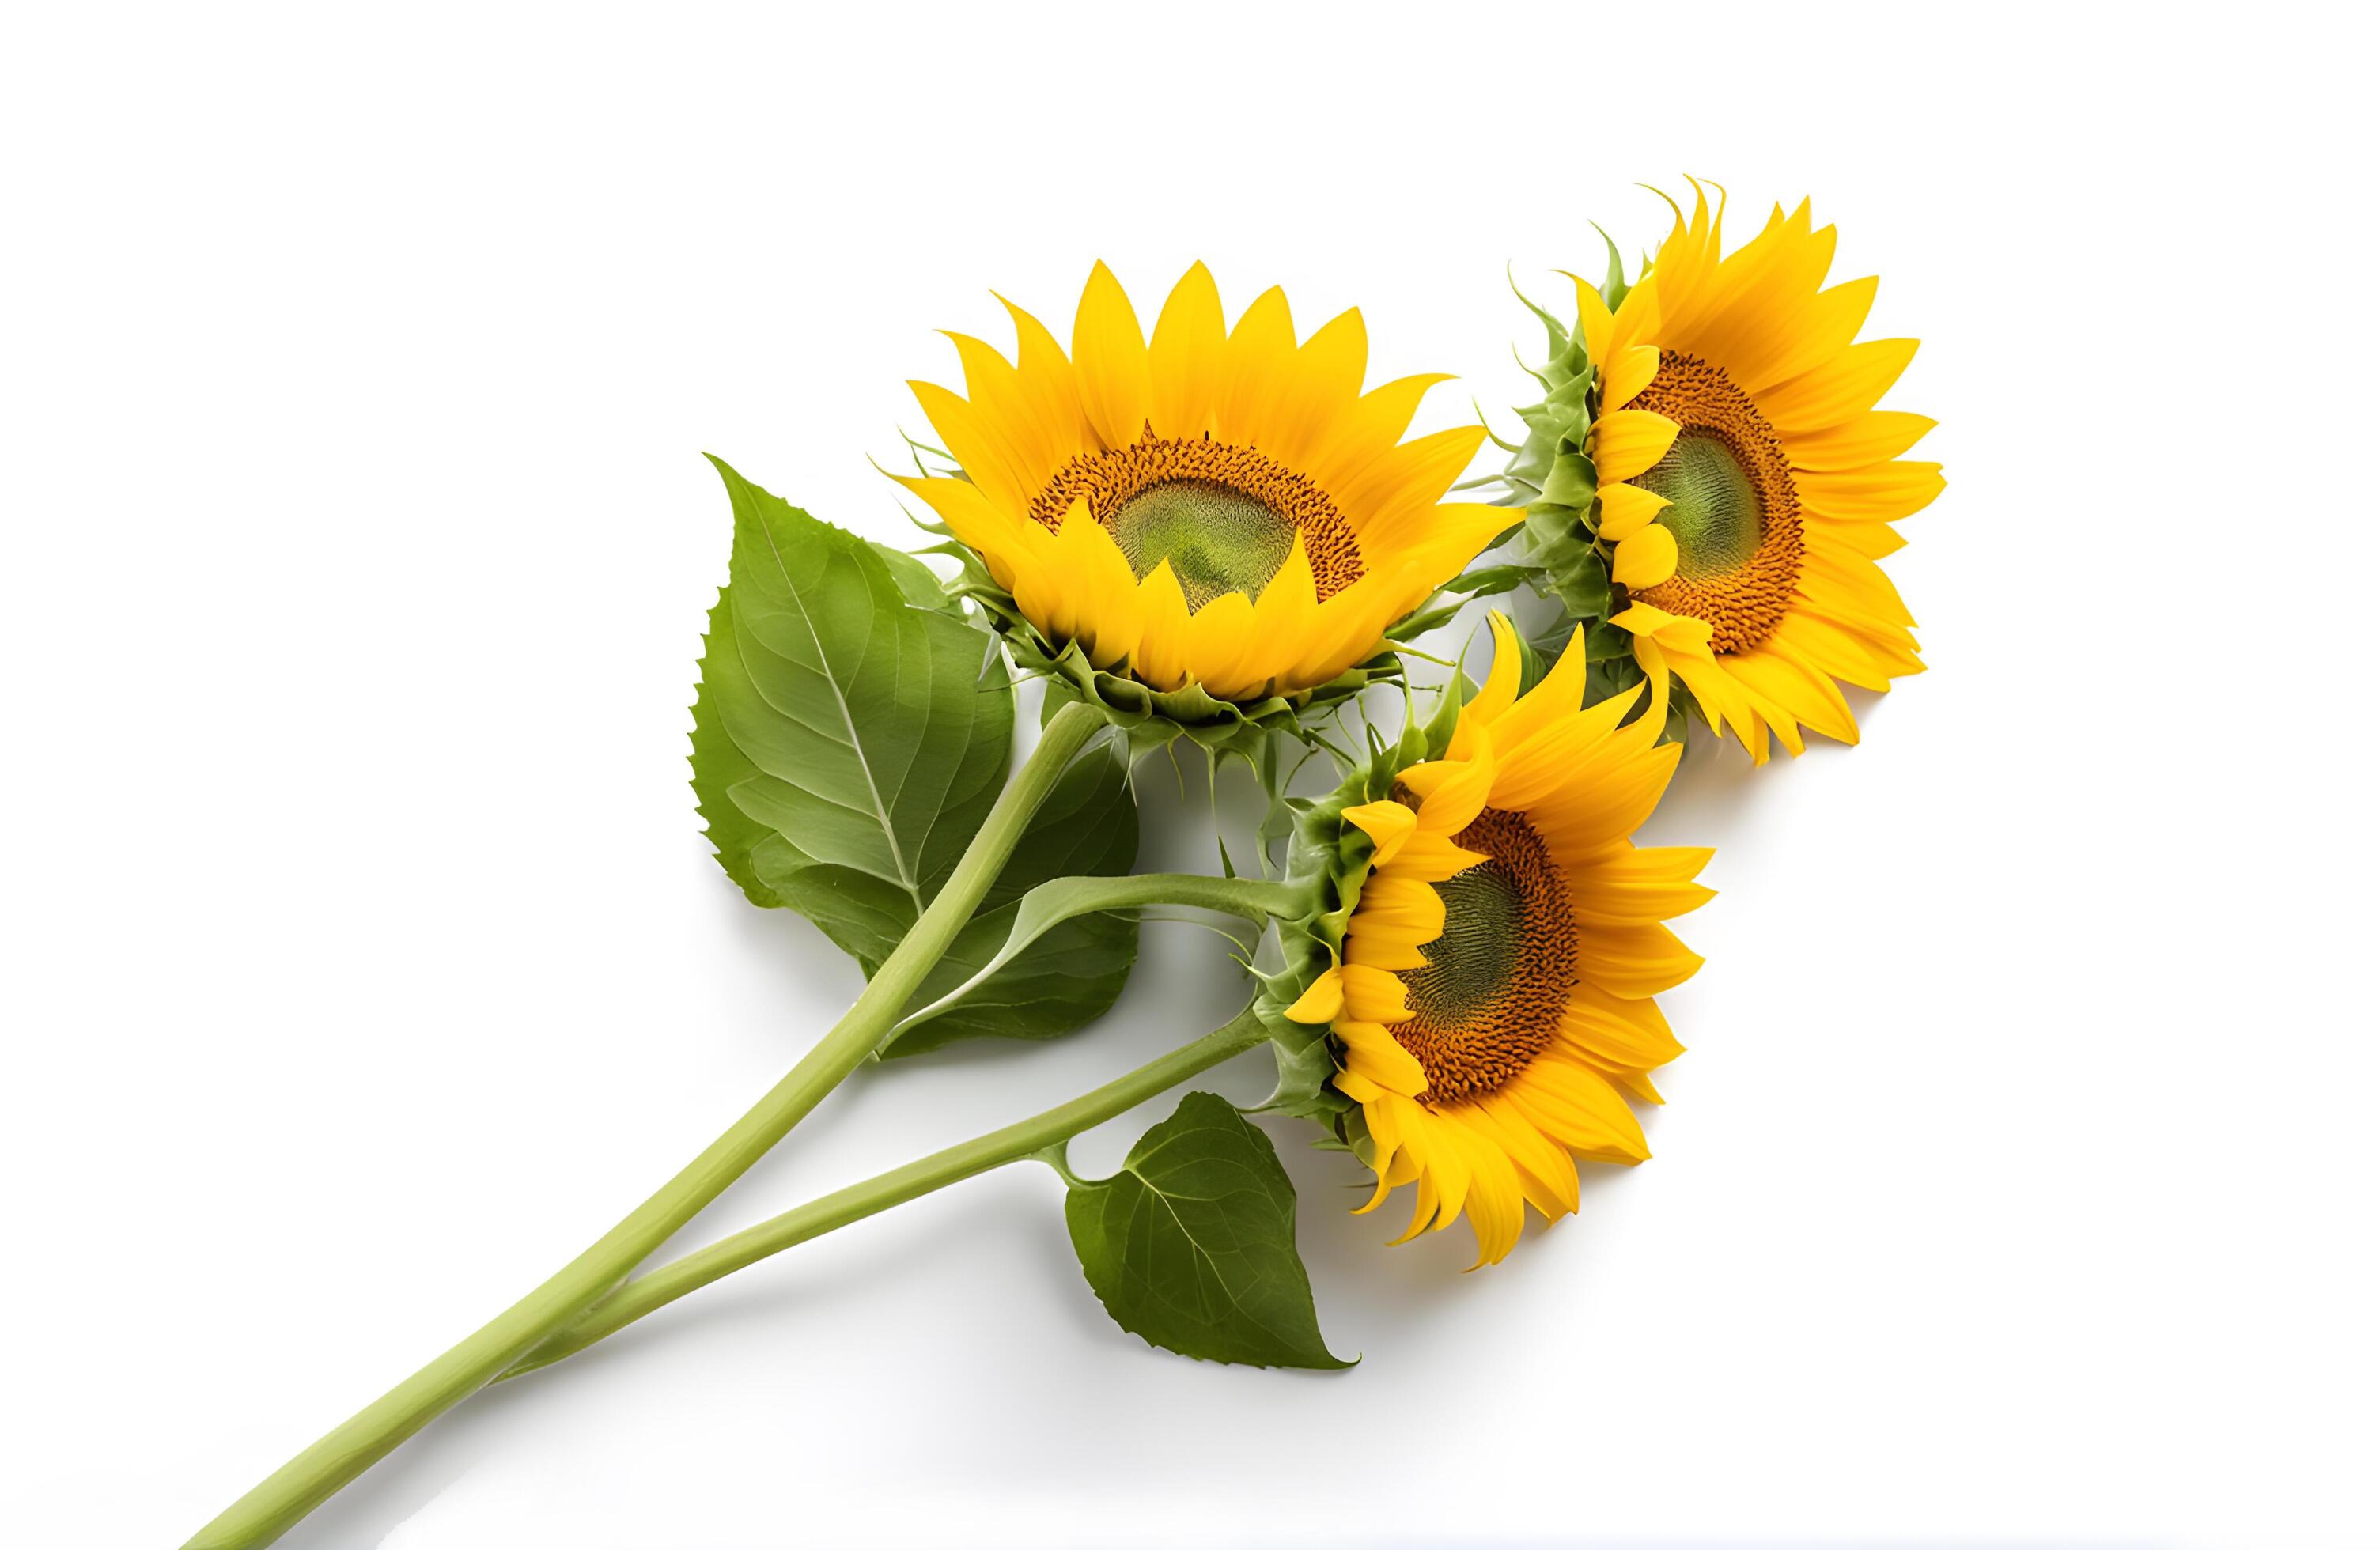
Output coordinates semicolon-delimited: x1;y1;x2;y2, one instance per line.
1065;1091;1352;1370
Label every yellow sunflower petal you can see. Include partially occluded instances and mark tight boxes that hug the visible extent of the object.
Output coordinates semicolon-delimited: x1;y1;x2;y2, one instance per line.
1127;561;1194;690
1759;336;1919;436
1591;408;1681;482
1146;262;1225;441
1724;638;1859;747
1383;830;1490;883
1284;968;1343;1023
1446;1121;1527;1266
908;380;1030;515
1610;600;1715;654
1070;261;1151;452
993;291;1095;459
1341;963;1415;1024
1475;1092;1583;1219
1046;497;1145;669
1565;269;1615;367
1304;372;1455;495
1330;425;1489;537
1557;981;1686;1072
1527;739;1682;853
1577;921;1705;998
1488;683;1648;811
1265;307;1368;472
1610;523;1680;588
1235;539;1322;697
1606;267;1662;365
937;331;1065;495
1338;1020;1427;1098
1215;285;1294;446
1394;1110;1470;1242
1481;624;1587;751
888;473;1027;588
1504;1058;1648;1163
1786;410;1937;472
1402;748;1495;836
1344;875;1444;963
1568;843;1716;924
1180;588;1262;700
1602;342;1660;412
1596;481;1670;542
1462;612;1527;728
1343;799;1419;864
1798;461;1946;522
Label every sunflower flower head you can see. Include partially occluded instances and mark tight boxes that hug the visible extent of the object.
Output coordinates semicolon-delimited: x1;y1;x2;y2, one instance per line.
1262;613;1712;1266
1504;182;1940;765
895;263;1512;757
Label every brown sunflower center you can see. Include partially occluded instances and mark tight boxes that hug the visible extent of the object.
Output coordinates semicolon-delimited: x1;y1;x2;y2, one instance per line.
1624;351;1803;653
1391;804;1575;1103
1026;435;1364;611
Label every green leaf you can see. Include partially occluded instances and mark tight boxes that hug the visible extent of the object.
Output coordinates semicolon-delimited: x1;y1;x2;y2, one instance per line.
872;743;1143;1057
1065;1091;1351;1370
1539;452;1597;508
1382;562;1538;642
690;457;1139;1044
868;540;963;614
1443;562;1537;599
696;455;1006;894
689;582;790;911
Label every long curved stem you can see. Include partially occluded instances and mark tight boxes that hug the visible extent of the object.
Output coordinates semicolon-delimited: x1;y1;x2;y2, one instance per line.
499;1008;1273;1380
182;702;1106;1550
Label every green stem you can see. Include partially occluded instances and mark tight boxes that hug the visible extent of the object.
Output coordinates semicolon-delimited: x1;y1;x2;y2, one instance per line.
498;1007;1273;1380
884;872;1306;1042
183;702;1107;1550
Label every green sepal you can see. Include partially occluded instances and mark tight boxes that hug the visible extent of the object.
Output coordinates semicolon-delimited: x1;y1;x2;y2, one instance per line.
1523;501;1615;623
1490;263;1710;743
1498;270;1622;626
1508;263;1572;365
1383;563;1539;642
1064;1091;1352;1370
1539;452;1597;509
1593;222;1631;311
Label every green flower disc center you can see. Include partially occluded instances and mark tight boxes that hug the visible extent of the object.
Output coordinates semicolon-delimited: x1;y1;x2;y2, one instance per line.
1404;864;1524;1026
1109;479;1294;611
1638;429;1764;579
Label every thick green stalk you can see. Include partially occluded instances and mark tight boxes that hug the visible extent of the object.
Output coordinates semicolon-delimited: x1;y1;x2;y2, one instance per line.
498;1007;1273;1379
183;702;1106;1550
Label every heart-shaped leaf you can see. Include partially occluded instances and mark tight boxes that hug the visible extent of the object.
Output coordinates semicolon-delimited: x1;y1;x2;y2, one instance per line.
1065;1091;1350;1370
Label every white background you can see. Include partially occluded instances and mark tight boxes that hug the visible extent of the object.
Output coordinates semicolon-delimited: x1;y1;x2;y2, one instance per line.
5;3;2375;1546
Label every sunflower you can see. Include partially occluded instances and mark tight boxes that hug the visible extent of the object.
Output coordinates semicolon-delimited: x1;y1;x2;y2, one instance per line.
894;263;1512;707
1282;615;1711;1265
1518;183;1939;763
